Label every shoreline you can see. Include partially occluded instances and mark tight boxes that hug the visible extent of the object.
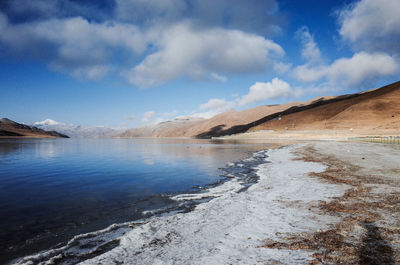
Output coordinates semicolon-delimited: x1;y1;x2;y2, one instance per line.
11;142;276;265
214;130;400;141
13;141;400;264
74;144;347;264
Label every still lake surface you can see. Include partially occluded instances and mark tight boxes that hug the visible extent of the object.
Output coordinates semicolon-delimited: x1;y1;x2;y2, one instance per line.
0;138;273;264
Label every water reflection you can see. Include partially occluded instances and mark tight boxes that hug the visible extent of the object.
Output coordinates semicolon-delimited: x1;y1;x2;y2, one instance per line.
0;138;272;264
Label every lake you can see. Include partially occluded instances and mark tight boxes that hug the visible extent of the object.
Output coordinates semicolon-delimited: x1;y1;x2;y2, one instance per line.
0;138;273;264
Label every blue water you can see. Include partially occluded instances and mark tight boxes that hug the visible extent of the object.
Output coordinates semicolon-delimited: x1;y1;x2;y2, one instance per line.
0;138;272;264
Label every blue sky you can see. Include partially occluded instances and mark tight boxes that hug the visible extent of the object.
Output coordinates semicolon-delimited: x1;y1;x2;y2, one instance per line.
0;0;399;128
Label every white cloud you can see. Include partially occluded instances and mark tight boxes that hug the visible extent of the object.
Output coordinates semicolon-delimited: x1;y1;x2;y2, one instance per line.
127;22;284;88
191;78;294;119
0;0;284;87
293;65;326;83
141;111;156;122
200;98;235;112
0;13;146;80
210;73;228;82
293;52;398;87
295;26;322;65
338;0;400;54
71;65;110;81
191;98;236;119
238;78;293;106
273;62;292;74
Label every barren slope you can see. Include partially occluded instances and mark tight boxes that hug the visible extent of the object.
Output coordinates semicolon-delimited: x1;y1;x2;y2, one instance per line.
195;81;400;138
249;81;400;132
119;102;304;138
0;118;69;138
119;81;400;139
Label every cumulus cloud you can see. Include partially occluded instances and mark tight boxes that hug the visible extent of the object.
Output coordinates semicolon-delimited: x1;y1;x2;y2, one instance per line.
192;78;295;118
292;21;399;88
338;0;400;55
127;22;284;88
0;0;284;86
237;78;293;106
0;13;145;79
141;111;156;123
293;52;398;87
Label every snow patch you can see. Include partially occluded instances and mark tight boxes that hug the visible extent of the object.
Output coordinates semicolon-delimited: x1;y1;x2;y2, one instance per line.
33;119;62;126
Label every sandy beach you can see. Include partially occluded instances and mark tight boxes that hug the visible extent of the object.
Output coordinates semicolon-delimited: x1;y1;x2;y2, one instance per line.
15;141;399;264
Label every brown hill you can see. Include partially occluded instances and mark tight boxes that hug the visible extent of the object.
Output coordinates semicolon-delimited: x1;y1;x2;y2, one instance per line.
119;81;400;139
118;102;307;138
0;118;69;138
248;81;400;132
197;81;400;138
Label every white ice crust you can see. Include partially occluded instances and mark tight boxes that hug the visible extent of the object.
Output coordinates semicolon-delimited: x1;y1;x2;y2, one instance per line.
16;145;346;265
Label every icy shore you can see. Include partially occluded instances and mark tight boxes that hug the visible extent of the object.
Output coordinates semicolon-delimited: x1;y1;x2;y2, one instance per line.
16;144;347;265
80;145;346;264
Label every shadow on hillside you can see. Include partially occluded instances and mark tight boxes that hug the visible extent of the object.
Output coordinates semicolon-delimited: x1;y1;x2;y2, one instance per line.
195;81;400;139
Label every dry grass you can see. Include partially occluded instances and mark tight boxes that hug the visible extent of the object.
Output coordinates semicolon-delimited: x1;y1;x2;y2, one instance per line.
262;145;400;264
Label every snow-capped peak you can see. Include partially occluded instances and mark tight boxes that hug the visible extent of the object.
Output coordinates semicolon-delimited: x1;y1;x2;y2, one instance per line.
33;119;62;126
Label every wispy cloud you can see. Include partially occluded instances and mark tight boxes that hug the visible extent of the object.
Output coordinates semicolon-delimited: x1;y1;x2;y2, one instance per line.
295;26;322;65
141;111;156;123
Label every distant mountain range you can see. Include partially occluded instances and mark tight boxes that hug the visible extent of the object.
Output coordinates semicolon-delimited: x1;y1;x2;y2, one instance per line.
3;80;399;139
32;119;123;138
0;118;69;138
118;117;205;138
118;80;400;138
